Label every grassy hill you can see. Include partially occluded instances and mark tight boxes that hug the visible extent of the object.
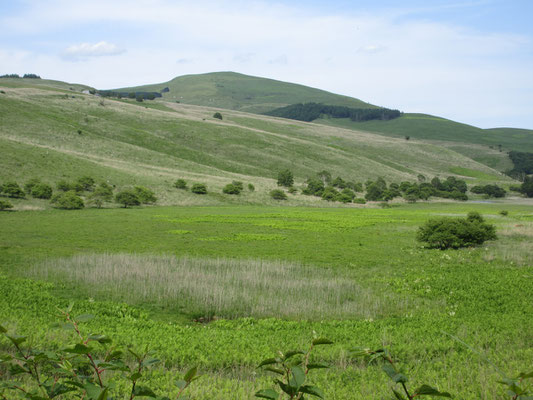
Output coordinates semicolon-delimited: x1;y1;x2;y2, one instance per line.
0;78;514;209
115;72;532;173
113;71;378;113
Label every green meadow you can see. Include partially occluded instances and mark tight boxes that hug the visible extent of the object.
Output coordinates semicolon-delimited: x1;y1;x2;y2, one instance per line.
1;202;532;399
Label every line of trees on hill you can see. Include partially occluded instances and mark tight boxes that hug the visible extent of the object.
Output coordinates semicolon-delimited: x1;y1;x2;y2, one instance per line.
507;151;533;180
97;90;163;101
0;73;41;79
264;102;402;122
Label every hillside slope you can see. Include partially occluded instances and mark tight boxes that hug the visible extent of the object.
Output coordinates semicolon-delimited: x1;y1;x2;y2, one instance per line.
113;71;377;113
0;79;513;207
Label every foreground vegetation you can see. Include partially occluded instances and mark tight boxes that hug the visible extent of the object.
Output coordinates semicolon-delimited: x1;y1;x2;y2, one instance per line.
1;202;532;398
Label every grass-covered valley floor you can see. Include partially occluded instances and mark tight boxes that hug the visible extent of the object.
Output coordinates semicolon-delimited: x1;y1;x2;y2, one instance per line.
1;202;532;399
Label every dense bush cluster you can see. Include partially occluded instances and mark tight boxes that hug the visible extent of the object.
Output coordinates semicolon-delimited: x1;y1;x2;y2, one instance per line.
0;73;41;79
97;90;162;100
270;189;288;200
223;181;243;195
265;102;402;122
507;150;533;178
191;183;208;194
470;184;506;198
277;169;294;187
417;211;497;249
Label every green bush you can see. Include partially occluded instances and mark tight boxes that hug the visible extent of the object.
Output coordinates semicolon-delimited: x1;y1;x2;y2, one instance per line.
321;186;339;202
213;112;223;120
270;189;287;200
416;212;496;249
51;191;84;209
223;183;241;195
77;176;95;192
353;198;366;204
174;179;188;190
115;190;141;208
247;183;255;192
0;200;13;210
1;182;25;198
277;169;294;187
288;186;298;194
56;179;73;192
191;183;207;195
134;186;157;204
232;181;244;191
31;183;53;199
88;183;114;208
499;210;509;216
24;178;41;194
521;176;533;197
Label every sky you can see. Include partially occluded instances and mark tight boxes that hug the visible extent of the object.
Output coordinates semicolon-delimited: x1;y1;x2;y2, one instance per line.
1;0;532;129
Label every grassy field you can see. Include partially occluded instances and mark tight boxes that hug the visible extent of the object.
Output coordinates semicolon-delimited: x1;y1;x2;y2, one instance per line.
1;202;533;399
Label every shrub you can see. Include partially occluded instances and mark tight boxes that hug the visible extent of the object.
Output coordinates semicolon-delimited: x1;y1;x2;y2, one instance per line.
232;181;244;191
521;176;533;197
270;189;287;200
0;200;13;210
191;183;207;194
77;176;95;192
470;184;506;198
213;112;223;120
277;169;294;187
134;186;157;203
303;177;324;196
2;182;25;198
88;183;114;208
353;198;366;204
321;186;339;202
51;191;84;209
56;179;73;192
31;183;53;199
24;178;41;194
499;210;509;216
223;183;241;195
288;186;298;194
247;183;255;192
115;190;141;208
416;212;496;249
365;183;384;201
331;176;346;188
174;179;188;190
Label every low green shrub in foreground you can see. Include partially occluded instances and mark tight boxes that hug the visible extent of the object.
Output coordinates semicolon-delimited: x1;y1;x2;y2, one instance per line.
417;211;496;249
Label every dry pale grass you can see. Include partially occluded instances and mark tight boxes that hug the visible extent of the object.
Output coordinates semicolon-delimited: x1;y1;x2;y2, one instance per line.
32;253;408;320
484;222;533;265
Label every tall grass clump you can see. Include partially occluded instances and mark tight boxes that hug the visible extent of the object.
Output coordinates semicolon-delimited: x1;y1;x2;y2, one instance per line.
31;254;405;320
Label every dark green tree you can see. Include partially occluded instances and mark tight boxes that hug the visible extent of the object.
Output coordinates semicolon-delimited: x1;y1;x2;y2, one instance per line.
115;190;141;208
277;169;294;187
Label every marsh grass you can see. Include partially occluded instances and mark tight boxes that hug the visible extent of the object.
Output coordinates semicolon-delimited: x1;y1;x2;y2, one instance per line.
32;253;407;320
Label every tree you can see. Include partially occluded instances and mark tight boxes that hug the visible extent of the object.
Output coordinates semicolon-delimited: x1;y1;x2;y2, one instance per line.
213;112;223;120
270;189;287;200
522;176;533;197
115;190;140;208
24;178;41;195
174;179;188;190
317;170;332;185
277;169;294;187
88;183;114;208
77;176;95;192
31;183;53;199
191;183;207;194
134;186;157;203
51;191;84;209
56;180;73;192
247;183;255;192
2;182;25;198
321;187;339;202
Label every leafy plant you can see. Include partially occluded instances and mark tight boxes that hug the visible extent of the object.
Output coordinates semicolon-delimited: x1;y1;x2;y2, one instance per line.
174;179;188;190
0;306;199;399
1;182;25;198
213;112;223;120
223;184;241;195
191;183;207;195
270;189;287;200
0;200;13;210
51;191;85;209
351;347;452;399
255;337;333;399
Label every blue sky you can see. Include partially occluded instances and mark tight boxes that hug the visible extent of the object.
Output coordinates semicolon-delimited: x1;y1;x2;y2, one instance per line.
1;0;532;129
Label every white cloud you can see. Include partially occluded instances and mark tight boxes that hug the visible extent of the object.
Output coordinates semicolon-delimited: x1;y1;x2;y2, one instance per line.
63;41;125;60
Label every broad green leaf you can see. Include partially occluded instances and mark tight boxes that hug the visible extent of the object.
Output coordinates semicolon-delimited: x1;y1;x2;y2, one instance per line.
299;385;324;398
184;366;197;382
76;314;94;323
382;364;408;383
414;384;452;397
175;380;187;390
276;380;297;397
129;372;142;381
283;350;305;361
9;363;30;375
133;386;157;397
312;338;333;346
307;363;329;370
258;357;279;368
97;387;109;400
255;388;279;399
290;366;306;389
64;343;92;354
88;334;112;344
265;366;285;375
518;371;533;380
7;334;26;346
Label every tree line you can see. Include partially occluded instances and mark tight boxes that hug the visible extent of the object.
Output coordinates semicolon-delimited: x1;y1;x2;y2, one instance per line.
264;102;402;122
0;73;41;79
